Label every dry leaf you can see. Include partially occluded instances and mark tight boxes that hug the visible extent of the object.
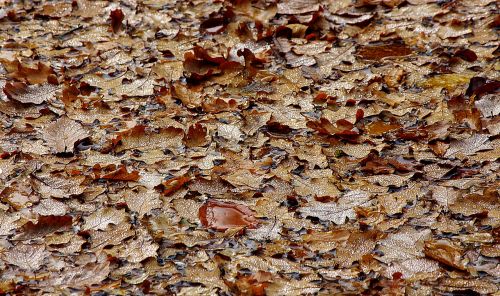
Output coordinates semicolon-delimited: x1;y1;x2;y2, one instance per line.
82;207;128;231
299;190;372;224
4;82;58;104
1;244;48;271
43;116;89;153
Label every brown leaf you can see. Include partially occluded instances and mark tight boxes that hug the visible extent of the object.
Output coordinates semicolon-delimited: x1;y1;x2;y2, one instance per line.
424;240;467;270
114;125;184;153
454;48;478;62
449;187;499;217
436;278;498;295
335;230;381;268
444;134;492;157
0;210;20;236
42;116;89;153
357;43;412;60
1;244;48;271
8;62;55;84
277;0;320;14
124;188;162;217
299;190;371;224
18;215;72;240
4;82;58;104
90;223;134;250
45;261;110;288
82;207;128;231
366;121;401;135
101;165;140;182
184;123;208;148
199;199;258;231
110;9;124;33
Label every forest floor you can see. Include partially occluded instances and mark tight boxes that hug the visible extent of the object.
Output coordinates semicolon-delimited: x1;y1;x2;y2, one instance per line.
0;0;499;295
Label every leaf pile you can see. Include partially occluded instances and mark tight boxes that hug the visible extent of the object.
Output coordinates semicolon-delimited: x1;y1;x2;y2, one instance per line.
0;0;499;294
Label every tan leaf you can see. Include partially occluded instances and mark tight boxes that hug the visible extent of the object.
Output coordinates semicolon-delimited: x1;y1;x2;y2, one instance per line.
124;188;162;218
33;174;86;198
1;244;48;271
377;226;431;263
45;261;110;288
42;116;89;153
299;190;371;224
383;258;440;280
424;240;468;270
0;210;20;236
335;230;380;267
82;207;128;231
445;134;493;157
4;82;58;104
277;0;320;14
116;229;158;263
33;198;69;216
90;223;134;250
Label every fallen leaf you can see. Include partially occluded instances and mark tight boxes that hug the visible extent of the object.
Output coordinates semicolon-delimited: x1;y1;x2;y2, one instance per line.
424;240;467;270
1;244;48;271
17;215;72;240
299;190;372;224
444;134;492;157
277;0;320;14
82;207;128;231
124;188;162;217
0;210;20;235
357;43;412;60
4;82;58;104
42;116;89;153
110;9;124;33
101;165;140;182
199;199;258;231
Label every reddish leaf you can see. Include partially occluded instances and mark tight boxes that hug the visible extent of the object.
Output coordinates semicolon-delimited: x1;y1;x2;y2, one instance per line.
184;123;208;148
18;215;72;240
454;48;477;62
199;200;258;231
160;176;191;195
110;9;124;33
357;43;412;60
101;165;140;181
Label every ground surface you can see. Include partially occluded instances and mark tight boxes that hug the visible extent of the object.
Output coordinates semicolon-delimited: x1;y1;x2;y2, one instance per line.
0;0;499;295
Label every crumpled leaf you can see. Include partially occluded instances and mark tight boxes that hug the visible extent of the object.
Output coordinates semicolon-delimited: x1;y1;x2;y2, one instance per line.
277;0;320;14
449;188;499;217
377;226;431;263
335;230;381;268
116;229;158;263
45;261;110;288
0;210;20;235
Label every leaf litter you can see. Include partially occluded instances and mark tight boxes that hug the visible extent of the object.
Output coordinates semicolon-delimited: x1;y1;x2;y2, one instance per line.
0;0;499;294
